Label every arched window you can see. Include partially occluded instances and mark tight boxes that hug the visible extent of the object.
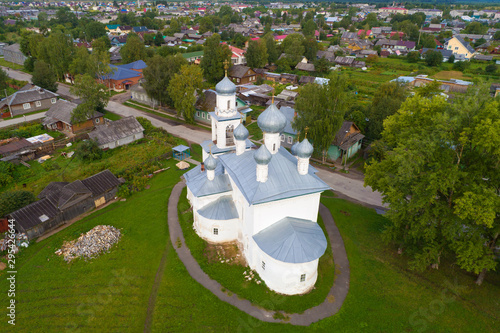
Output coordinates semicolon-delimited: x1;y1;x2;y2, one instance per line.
226;124;234;146
273;143;276;152
227;100;230;109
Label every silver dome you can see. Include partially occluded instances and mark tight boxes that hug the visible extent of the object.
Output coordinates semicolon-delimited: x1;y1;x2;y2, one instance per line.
296;138;314;158
233;123;249;140
215;76;236;96
254;145;272;165
204;154;217;170
257;103;287;133
291;141;299;156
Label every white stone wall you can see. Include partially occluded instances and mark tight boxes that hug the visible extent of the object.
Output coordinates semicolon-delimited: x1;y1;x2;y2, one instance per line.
194;213;239;243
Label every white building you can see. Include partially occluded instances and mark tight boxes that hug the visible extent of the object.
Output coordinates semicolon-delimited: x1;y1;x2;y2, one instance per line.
184;76;331;295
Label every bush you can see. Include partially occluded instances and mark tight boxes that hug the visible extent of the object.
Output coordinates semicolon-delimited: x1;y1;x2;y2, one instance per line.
424;50;443;67
0;190;36;217
485;63;497;74
136;117;155;134
75;139;103;161
407;51;421;63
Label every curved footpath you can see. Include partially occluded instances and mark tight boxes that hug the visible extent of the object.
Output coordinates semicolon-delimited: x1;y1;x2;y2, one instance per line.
168;180;350;326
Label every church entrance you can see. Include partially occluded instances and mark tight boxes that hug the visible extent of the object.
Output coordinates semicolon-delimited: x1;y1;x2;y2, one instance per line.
226;125;234;146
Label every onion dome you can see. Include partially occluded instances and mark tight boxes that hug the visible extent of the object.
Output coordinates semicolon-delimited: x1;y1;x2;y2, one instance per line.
254;145;272;165
257;103;287;133
233;123;249;141
291;141;299;156
296;138;314;158
215;76;237;96
204;154;217;170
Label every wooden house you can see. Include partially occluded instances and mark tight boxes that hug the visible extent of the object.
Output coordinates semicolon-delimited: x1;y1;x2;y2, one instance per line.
228;65;257;85
0;84;59;118
88;116;144;150
43;99;104;134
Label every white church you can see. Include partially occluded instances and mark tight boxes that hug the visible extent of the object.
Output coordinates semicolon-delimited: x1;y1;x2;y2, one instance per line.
183;74;331;295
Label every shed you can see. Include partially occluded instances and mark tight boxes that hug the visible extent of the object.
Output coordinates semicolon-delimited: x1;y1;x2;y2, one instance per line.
173;145;191;160
88;116;144;149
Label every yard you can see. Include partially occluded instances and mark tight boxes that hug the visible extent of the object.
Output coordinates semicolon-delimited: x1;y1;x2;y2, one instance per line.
0;165;497;332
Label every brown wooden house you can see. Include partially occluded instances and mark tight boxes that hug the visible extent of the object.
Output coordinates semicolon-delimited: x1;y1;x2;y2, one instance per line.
43;99;104;134
229;65;257;85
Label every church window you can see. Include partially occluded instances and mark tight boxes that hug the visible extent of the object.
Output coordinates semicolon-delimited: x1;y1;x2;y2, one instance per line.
213;228;218;235
227;100;230;109
262;261;266;270
273;143;276;151
300;274;306;282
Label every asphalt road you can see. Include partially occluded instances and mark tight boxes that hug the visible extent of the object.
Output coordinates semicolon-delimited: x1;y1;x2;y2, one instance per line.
1;67;386;209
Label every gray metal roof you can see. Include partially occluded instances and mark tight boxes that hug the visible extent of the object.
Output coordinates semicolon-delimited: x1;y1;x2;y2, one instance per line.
0;84;58;108
184;162;233;197
200;139;255;155
10;198;58;231
253;217;327;263
88;116;144;145
257;103;287;133
218;146;330;205
198;195;239;220
45;99;103;125
215;76;237;96
81;170;121;196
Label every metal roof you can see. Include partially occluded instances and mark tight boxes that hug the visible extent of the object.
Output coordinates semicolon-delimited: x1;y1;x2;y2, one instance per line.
200;139;255;155
184;163;233;197
81;170;121;197
198;195;239;220
218;146;329;205
253;217;327;264
10;198;59;231
88;116;144;146
172;145;190;152
119;60;147;70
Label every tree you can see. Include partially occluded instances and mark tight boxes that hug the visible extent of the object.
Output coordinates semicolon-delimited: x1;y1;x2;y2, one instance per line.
485;63;497;74
245;40;268;68
464;21;488;35
31;61;58;92
314;57;331;74
448;54;455;63
263;33;278;65
75;139;102;161
407;51;421;63
154;31;163;47
281;33;305;63
0;68;9;92
474;37;487;48
303;38;318;62
142;54;187;107
168;65;203;124
85;21;106;41
494;31;500;40
120;34;146;64
200;33;231;83
93;36;111;54
367;81;408;140
70;74;109;125
424;50;443;66
302;19;317;37
364;89;500;285
69;46;92;81
414;80;442;98
293;73;353;163
198;16;214;34
0;190;36;217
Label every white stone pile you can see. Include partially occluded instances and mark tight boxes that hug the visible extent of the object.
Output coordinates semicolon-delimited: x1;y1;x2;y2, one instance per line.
55;225;121;262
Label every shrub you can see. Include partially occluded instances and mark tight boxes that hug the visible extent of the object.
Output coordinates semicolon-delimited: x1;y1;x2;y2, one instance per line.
136;117;155;134
75;139;103;161
485;63;497;74
0;190;36;217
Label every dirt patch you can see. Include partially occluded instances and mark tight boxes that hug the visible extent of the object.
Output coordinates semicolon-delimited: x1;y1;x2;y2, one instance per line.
205;242;246;266
431;71;466;80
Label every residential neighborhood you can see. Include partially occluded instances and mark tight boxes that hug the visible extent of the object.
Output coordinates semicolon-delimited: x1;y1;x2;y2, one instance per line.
0;1;498;332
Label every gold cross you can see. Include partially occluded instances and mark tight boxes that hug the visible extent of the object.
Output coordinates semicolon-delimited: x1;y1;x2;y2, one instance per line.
224;59;229;77
304;127;309;139
209;143;212;154
271;82;276;104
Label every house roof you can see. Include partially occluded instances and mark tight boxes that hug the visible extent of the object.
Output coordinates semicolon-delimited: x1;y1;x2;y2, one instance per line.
119;60;147;71
454;35;476;54
198;195;239;220
132;26;148;32
295;62;315;72
44;99;103;126
195;89;216;112
0;138;33;156
105;65;142;81
333;121;365;150
229;65;254;79
217;146;329;205
0;84;58;109
253;217;327;264
9;198;59;231
80;169;121;197
88;116;144;146
3;43;22;53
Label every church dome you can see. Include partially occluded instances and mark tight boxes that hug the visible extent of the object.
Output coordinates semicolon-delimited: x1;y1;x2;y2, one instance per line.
257;103;287;133
254;145;272;165
215;76;237;96
204;154;217;170
291;141;299;156
296;138;314;158
233;123;249;141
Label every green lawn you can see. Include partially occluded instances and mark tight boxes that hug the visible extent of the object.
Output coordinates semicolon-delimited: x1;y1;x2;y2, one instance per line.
177;187;335;314
0;57;25;71
103;111;122;121
0;164;498;331
246;121;263;141
10;108;48;120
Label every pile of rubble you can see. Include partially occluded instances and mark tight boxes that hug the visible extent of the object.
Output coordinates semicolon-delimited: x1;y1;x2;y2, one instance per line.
55;225;121;262
0;233;29;253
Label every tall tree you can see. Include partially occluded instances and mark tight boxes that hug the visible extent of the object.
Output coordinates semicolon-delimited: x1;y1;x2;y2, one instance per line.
281;33;305;63
367;81;408;140
168;65;203;124
245;39;268;68
200;33;231;83
120;34;147;64
365;88;500;285
263;33;278;65
70;74;109;125
303;37;318;61
0;68;9;92
31;60;58;92
142;54;187;107
302;19;317;38
198;16;214;34
293;73;352;162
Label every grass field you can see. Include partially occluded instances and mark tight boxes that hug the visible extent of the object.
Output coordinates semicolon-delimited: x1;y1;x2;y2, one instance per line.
103;111;122;121
0;57;25;71
431;70;468;80
0;170;498;331
246;121;264;141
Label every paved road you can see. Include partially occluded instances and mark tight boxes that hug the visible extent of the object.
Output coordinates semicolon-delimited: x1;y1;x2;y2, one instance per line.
1;66;385;209
168;181;350;326
0;112;47;128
